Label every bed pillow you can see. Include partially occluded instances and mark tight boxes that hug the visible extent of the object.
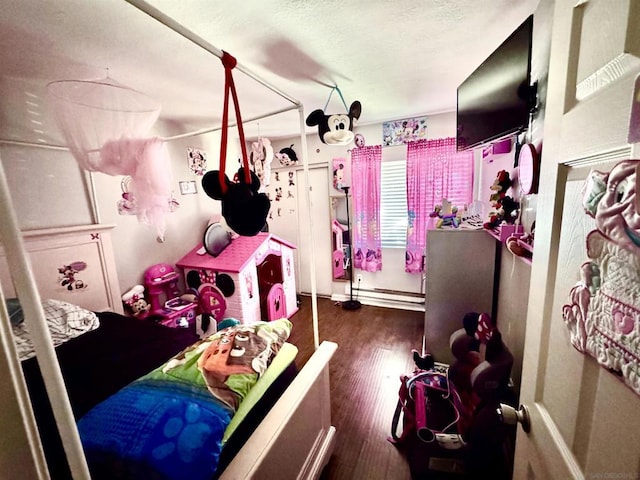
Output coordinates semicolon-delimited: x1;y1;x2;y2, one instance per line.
160;319;292;411
5;298;24;326
12;299;100;361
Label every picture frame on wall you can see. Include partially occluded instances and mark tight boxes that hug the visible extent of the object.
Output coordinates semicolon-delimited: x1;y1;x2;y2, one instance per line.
382;116;428;146
179;180;198;195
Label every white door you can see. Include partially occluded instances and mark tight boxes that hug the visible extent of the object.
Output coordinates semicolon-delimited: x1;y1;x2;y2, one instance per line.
296;165;332;296
515;1;640;478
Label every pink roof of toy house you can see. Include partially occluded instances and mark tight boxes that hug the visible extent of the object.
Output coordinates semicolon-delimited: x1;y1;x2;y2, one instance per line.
176;232;296;274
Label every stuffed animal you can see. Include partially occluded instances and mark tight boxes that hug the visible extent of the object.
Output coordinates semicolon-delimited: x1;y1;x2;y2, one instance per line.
412;349;435;370
122;284;151;317
305;101;362;145
274;145;299;166
489;170;512;205
202;167;270;236
429;199;461;228
484;171;519;229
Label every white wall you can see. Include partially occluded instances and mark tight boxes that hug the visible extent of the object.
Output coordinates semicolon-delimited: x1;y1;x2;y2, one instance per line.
0;108;480;304
91;120;249;294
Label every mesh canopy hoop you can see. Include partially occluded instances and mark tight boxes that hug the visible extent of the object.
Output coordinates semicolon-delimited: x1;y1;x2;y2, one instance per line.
47;77;161;171
47;77;173;240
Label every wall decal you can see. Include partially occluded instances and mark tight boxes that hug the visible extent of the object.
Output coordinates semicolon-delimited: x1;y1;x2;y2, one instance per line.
58;261;88;291
382;116;427;146
562;160;640;397
187;147;207;176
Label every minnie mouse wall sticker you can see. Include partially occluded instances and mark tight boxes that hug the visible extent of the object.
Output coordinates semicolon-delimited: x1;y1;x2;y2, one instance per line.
58;261;88;291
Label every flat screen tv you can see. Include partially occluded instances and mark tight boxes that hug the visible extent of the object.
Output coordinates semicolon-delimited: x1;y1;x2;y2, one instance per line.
456;15;534;151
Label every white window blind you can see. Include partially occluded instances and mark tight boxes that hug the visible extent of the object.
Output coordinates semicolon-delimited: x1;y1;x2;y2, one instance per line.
380;160;408;248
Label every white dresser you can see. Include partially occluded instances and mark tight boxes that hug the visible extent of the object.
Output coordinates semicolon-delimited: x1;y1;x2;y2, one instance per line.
423;229;496;364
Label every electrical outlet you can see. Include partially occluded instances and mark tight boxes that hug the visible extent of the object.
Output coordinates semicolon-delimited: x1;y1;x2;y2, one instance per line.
356;274;363;283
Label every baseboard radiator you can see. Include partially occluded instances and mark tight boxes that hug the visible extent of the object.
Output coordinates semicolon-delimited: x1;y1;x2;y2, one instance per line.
331;286;425;312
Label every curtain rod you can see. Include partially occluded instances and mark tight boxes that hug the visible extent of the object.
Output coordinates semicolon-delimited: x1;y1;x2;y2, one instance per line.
164;104;299;141
124;0;302;108
0;103;301;149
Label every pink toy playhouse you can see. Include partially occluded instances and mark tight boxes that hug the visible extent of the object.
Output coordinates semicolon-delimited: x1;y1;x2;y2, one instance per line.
176;232;297;324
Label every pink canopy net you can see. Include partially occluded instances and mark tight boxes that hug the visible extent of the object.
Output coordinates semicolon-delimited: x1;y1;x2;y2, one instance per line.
47;77;173;240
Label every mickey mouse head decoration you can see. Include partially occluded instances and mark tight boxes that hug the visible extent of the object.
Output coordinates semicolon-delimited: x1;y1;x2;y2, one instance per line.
306;100;362;145
275;145;299;166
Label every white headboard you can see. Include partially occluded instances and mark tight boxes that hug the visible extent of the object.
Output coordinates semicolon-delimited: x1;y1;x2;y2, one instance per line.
0;224;123;314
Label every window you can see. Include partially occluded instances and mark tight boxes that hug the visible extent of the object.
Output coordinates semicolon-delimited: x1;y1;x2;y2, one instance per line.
380;160;407;248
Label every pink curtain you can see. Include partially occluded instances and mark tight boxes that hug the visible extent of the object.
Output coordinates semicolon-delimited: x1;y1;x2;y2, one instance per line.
351;145;382;272
405;138;474;273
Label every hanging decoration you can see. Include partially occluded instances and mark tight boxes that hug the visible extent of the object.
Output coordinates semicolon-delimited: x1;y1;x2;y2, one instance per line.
562;160;640;397
249;135;274;192
275;145;299;166
117;175;179;216
201;51;270;237
47;77;174;241
305;86;361;145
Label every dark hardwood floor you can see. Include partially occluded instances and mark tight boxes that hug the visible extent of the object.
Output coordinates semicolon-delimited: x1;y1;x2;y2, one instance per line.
288;295;424;480
287;295;516;480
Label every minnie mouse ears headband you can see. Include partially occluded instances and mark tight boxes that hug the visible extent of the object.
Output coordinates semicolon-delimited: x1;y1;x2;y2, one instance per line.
201;52;270;237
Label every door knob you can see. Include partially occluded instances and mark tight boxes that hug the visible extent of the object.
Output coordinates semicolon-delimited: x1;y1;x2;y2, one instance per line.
497;403;531;433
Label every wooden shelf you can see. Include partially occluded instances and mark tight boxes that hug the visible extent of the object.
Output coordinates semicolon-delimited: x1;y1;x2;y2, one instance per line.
509;235;534;265
484;224;523;242
484;225;533;265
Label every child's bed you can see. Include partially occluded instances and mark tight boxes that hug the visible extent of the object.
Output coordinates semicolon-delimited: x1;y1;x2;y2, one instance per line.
1;226;337;479
1;3;334;476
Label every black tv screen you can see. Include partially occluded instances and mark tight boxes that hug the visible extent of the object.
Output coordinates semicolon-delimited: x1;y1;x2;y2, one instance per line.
456;15;534;151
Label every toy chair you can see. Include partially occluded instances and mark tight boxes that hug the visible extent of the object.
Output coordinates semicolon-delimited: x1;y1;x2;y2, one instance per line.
449;327;513;407
396;330;516;479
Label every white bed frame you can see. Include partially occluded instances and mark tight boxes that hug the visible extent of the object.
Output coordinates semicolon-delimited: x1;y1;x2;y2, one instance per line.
222;340;337;480
1;1;334;477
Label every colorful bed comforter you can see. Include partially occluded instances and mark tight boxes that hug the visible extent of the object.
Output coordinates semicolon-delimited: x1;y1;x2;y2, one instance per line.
77;319;292;480
79;375;232;480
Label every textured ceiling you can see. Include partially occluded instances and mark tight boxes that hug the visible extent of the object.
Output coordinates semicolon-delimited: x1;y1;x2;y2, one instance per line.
0;0;540;144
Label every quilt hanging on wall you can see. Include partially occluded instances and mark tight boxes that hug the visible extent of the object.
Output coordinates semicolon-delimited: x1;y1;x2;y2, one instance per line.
562;160;640;397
